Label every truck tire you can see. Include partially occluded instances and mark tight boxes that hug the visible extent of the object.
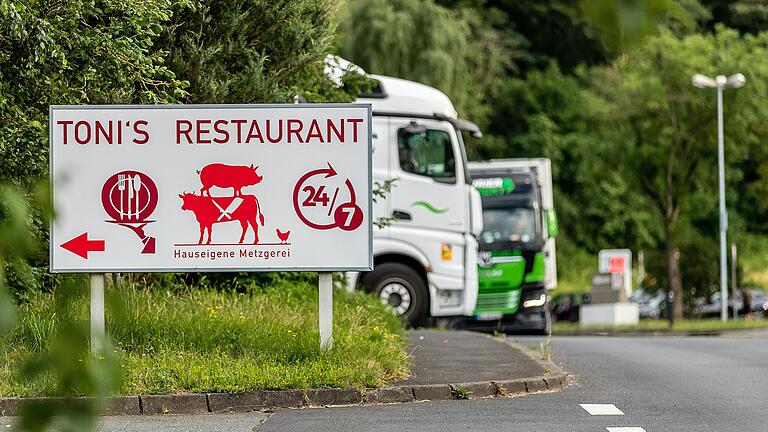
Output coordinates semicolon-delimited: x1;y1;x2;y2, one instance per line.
536;305;553;335
364;263;428;327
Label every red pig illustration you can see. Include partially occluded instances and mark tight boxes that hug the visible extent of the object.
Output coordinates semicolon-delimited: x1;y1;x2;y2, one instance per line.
197;163;263;197
179;193;265;244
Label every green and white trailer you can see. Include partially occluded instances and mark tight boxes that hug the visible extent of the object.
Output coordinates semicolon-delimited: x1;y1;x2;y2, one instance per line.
465;158;558;334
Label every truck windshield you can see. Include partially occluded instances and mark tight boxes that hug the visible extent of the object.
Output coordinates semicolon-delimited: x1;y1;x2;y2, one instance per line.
479;206;538;245
398;129;456;181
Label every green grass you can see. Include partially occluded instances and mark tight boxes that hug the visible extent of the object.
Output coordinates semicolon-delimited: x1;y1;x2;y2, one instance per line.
450;385;472;399
554;318;768;334
0;281;409;397
734;233;768;289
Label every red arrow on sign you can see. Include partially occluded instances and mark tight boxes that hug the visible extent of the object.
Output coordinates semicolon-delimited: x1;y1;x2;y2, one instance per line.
60;232;105;259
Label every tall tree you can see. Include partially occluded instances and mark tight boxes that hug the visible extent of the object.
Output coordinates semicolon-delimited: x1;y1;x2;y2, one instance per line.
337;0;522;125
586;27;768;317
701;0;768;33
484;0;607;72
0;0;186;184
158;0;340;104
0;1;187;428
578;0;694;53
481;64;659;280
0;0;188;298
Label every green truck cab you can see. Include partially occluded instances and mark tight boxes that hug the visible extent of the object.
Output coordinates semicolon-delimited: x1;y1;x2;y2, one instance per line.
466;159;558;334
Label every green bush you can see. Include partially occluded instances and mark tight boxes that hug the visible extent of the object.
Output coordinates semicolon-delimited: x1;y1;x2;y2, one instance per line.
1;0;373;301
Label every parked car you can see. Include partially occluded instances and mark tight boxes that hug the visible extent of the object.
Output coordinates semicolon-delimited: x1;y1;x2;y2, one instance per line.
629;290;666;319
696;292;743;318
745;288;768;317
551;293;590;323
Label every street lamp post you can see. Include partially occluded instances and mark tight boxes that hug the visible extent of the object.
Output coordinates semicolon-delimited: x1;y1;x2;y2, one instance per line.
692;73;745;322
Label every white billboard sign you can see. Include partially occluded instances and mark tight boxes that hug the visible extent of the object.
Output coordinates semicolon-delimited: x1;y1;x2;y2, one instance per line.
50;104;372;273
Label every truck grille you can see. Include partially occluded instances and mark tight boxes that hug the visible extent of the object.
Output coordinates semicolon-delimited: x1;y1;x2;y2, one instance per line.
479;280;517;292
476;291;520;310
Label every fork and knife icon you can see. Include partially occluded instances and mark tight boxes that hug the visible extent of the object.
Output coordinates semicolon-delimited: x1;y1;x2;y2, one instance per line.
117;174;143;220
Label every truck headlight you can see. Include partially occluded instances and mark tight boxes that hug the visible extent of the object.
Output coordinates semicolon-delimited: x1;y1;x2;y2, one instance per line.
523;293;546;308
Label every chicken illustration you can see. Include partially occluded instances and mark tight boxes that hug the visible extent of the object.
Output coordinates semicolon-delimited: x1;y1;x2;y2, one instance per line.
276;229;291;244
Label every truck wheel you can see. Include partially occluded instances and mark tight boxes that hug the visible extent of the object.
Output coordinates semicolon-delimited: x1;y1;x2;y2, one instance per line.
365;263;428;327
535;305;552;336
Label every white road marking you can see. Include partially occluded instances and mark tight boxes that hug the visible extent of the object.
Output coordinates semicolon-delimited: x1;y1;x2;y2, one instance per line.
606;428;646;432
579;404;625;415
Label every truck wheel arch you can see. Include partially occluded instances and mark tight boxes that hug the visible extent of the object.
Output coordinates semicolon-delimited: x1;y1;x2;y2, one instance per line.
359;253;429;292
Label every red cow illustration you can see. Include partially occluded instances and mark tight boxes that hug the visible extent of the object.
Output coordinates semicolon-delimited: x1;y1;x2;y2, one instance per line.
179;193;265;244
197;163;263;197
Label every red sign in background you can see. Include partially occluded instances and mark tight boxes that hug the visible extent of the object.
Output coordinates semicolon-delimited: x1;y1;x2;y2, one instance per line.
608;256;625;273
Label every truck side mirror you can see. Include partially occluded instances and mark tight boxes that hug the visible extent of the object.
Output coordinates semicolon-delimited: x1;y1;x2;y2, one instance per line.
545;209;558;238
398;122;427;136
469;187;483;237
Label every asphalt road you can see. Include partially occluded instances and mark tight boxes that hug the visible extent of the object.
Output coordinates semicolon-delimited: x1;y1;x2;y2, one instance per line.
77;332;768;432
257;333;768;432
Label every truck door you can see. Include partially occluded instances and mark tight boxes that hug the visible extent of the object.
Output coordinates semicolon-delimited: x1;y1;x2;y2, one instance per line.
389;118;467;234
371;116;391;233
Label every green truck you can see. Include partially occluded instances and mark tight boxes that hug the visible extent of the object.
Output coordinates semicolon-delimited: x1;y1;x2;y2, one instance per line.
465;159;558;334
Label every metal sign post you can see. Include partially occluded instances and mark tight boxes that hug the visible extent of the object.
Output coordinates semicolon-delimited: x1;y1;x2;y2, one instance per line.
318;272;333;350
717;85;729;322
89;273;105;353
731;243;738;320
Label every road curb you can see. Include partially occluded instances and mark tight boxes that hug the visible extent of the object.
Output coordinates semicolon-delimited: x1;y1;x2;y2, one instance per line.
0;333;568;416
478;333;570;392
0;398;21;417
0;396;143;416
0;375;562;417
411;383;452;401
553;329;724;337
306;388;363;407
140;394;208;415
365;386;415;404
207;389;304;412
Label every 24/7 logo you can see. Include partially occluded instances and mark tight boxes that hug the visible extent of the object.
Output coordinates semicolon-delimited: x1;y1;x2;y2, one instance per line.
292;163;363;231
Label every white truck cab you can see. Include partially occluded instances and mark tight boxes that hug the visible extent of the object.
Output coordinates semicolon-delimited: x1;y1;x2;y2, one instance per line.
346;74;483;326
